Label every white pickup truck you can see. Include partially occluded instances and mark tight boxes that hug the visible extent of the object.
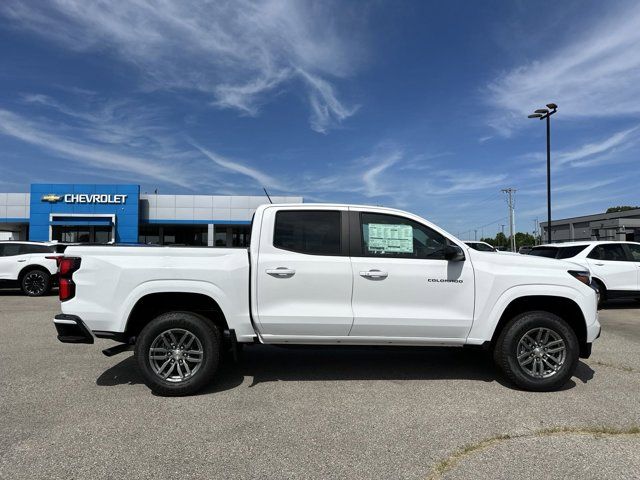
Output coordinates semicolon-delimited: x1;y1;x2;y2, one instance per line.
53;204;600;395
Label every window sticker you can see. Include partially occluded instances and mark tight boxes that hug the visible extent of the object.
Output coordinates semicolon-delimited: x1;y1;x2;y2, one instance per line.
367;223;413;253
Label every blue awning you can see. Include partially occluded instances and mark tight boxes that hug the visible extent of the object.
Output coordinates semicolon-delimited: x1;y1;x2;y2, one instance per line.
51;218;113;226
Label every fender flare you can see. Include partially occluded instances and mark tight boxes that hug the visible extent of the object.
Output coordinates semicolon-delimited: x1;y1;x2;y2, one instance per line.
466;284;588;344
116;279;231;333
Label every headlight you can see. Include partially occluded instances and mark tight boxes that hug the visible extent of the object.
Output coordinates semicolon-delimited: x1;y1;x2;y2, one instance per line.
568;270;591;285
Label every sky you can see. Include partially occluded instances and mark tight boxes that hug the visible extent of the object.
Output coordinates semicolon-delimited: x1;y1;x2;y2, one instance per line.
1;0;639;239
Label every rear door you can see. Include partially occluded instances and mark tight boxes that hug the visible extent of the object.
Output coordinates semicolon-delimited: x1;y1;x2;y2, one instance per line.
349;209;475;340
586;243;637;291
0;243;25;280
255;207;353;337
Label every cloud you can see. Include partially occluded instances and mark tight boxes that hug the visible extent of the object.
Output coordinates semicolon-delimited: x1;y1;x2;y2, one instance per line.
522;126;640;174
1;0;361;132
0;108;197;188
485;4;640;134
191;143;285;190
359;150;402;197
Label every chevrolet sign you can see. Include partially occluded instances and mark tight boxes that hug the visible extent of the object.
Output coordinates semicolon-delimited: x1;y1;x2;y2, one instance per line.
64;194;128;204
41;193;128;204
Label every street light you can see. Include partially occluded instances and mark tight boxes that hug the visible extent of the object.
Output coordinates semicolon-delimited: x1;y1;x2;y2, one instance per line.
528;103;557;244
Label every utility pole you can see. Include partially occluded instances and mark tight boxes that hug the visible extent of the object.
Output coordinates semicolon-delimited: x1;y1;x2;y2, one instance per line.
533;218;539;245
474;229;478;241
502;188;516;252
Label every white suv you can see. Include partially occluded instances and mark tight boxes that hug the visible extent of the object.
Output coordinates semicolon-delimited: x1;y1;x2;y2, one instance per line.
0;241;66;296
528;241;640;304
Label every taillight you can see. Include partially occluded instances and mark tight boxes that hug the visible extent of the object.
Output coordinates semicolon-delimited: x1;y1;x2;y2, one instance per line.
568;270;591;286
58;257;81;301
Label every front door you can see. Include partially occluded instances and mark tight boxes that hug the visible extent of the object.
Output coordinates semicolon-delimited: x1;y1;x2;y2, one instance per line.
349;210;475;341
255;208;353;337
586;243;638;292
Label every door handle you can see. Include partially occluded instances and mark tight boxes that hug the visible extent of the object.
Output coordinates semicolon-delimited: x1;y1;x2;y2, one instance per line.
594;263;605;266
17;259;26;262
359;269;388;279
266;267;296;277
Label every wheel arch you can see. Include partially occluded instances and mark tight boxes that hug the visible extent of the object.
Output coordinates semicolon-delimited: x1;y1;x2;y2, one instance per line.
490;295;589;357
124;292;230;339
18;264;51;281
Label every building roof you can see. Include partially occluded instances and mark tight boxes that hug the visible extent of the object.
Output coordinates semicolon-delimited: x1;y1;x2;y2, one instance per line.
540;208;640;227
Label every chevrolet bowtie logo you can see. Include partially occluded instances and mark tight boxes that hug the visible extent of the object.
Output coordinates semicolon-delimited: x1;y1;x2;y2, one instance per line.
41;194;62;203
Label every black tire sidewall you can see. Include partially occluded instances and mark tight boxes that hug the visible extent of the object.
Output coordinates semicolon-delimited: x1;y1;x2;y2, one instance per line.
135;311;220;396
21;269;51;297
496;311;579;391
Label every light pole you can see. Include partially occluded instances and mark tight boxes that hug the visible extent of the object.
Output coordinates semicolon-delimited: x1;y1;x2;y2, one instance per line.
528;103;557;244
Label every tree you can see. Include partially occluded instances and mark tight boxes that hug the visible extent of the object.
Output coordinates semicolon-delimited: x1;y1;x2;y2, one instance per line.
514;232;536;249
606;206;640;213
494;232;508;248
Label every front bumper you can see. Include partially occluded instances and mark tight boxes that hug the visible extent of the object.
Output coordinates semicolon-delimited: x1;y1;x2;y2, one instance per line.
53;314;94;344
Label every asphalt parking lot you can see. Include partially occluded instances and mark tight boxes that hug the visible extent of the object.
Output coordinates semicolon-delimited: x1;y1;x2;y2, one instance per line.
1;291;639;479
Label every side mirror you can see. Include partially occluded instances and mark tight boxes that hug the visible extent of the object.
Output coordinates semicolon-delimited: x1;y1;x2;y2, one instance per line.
444;244;465;261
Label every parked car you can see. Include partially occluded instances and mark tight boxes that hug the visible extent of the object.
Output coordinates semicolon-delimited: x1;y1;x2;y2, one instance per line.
528;241;640;305
0;241;67;296
518;245;533;254
53;203;600;395
464;241;497;252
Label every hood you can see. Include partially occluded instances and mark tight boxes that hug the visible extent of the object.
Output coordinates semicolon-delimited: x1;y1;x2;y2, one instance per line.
466;248;590;273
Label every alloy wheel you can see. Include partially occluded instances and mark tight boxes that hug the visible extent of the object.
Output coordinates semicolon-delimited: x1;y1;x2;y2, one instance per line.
23;271;46;295
517;327;566;379
148;328;204;383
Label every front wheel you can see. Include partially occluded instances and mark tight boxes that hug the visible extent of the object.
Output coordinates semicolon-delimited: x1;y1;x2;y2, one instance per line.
135;311;221;396
493;311;579;391
21;269;51;297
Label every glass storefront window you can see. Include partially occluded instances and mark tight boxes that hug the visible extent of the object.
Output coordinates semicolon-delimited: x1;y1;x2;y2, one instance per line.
52;226;112;243
214;225;250;247
138;225;160;245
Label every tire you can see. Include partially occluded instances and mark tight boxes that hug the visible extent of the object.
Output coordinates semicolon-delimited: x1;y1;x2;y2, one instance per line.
135;311;221;396
20;269;51;297
493;311;579;392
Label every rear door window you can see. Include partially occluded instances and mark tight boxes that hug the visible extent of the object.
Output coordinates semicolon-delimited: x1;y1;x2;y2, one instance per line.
19;244;53;255
625;244;640;261
273;210;342;256
588;244;628;261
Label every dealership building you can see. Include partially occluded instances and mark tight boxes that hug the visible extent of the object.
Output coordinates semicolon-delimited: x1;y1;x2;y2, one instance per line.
0;184;302;246
540;208;640;243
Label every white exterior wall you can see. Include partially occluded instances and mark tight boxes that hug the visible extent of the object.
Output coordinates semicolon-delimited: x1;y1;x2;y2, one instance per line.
140;194;303;222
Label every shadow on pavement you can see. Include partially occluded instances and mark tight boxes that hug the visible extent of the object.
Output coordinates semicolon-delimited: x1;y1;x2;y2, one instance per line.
600;299;640;310
0;287;58;296
96;345;596;394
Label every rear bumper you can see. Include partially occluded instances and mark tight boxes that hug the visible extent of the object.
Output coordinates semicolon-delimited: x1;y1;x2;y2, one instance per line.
53;314;94;344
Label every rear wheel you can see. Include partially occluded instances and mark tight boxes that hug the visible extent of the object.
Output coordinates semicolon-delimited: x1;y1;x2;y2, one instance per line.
135;311;221;396
20;269;51;297
494;311;579;391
